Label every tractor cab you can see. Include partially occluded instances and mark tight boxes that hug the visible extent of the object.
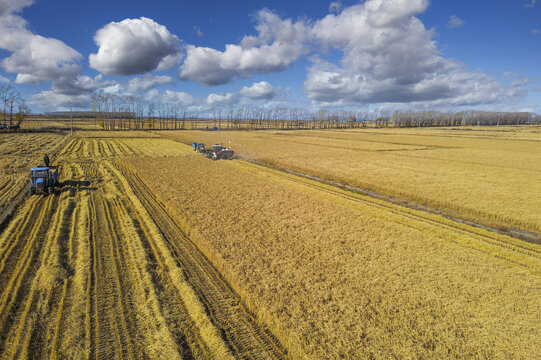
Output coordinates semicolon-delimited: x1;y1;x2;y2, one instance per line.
29;166;59;195
212;144;225;152
192;142;207;153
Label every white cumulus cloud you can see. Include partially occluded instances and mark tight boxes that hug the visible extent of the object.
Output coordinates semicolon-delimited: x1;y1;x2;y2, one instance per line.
329;1;342;13
162;90;197;105
126;75;172;93
89;17;180;76
0;11;83;87
302;0;524;107
0;0;33;17
206;92;237;105
179;8;310;85
239;81;278;99
29;91;91;111
0;0;105;105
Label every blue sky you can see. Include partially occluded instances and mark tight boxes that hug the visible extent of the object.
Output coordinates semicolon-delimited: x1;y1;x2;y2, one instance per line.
0;0;539;114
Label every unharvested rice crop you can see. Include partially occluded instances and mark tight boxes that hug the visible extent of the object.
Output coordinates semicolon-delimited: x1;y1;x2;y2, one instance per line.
157;126;541;234
128;152;541;359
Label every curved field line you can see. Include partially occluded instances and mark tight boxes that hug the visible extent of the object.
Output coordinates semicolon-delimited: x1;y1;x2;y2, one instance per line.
117;161;289;359
104;161;221;359
0;195;54;336
234;161;541;273
99;195;136;359
0;196;41;265
0;192;63;359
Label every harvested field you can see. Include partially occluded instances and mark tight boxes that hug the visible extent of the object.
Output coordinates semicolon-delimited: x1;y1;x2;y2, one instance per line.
0;135;286;359
2;129;539;359
129;152;541;359
57;137;187;160
0;133;68;216
157;126;541;234
19;121;68;130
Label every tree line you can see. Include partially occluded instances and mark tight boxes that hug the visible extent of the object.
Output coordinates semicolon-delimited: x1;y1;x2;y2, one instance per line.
89;94;540;131
0;82;30;127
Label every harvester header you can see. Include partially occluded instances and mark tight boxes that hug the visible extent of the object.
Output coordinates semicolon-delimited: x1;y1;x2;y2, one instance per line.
192;142;234;160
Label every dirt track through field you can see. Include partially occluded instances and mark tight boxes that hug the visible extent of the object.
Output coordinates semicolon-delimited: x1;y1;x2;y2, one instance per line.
0;138;287;359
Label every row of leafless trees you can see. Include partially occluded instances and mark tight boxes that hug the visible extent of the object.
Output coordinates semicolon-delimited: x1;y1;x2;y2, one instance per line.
0;82;30;126
90;94;540;131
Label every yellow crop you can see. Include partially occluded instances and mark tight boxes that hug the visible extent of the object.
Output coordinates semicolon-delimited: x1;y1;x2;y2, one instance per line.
128;150;541;359
0;135;283;359
157;125;541;234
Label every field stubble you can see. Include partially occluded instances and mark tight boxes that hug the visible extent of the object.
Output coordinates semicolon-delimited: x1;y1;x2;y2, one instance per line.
0;133;68;218
157;126;541;235
0;136;286;359
129;152;541;359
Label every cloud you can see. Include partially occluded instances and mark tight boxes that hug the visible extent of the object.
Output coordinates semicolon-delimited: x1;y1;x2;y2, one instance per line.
0;74;9;82
239;81;278;99
0;12;83;85
89;17;180;76
206;92;237;105
503;72;530;87
161;90;197;105
447;15;465;29
329;1;342;13
0;0;100;101
194;26;203;37
0;0;33;17
126;75;172;92
29;91;91;110
179;8;310;85
303;0;524;107
533;28;540;34
52;74;103;95
525;0;537;8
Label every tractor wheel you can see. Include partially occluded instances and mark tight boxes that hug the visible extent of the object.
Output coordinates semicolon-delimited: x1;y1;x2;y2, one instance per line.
29;188;34;196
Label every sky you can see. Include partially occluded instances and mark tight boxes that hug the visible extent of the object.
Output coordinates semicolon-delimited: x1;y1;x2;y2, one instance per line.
0;0;540;114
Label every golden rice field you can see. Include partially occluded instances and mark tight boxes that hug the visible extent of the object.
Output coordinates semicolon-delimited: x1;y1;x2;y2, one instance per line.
0;134;285;359
17;119;99;131
0;128;539;359
128;148;540;359
18;120;67;130
157;125;541;235
0;133;68;215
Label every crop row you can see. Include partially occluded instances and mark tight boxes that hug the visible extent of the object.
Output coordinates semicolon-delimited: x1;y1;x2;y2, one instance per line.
158;127;541;234
0;135;285;359
128;153;541;359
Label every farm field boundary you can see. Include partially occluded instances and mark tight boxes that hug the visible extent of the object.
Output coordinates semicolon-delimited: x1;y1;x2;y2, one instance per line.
155;132;540;245
247;159;541;244
117;161;289;359
231;160;541;275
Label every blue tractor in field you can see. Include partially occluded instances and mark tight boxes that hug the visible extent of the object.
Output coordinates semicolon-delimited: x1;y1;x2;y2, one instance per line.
29;155;59;195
